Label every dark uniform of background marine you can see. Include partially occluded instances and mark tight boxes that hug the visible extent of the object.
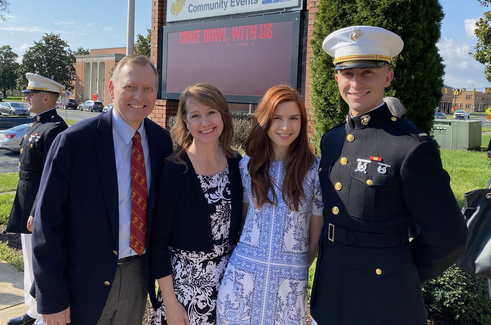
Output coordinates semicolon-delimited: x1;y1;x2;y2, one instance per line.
7;109;68;233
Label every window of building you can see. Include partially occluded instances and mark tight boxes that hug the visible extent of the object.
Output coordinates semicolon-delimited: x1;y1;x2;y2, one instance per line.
466;95;472;100
466;104;472;108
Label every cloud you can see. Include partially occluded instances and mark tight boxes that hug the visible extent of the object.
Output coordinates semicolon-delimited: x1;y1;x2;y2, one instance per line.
19;43;31;52
464;18;477;38
438;37;489;89
0;25;47;33
438;37;471;59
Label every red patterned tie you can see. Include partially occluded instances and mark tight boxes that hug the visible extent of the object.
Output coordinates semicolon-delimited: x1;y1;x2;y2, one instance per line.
130;131;148;255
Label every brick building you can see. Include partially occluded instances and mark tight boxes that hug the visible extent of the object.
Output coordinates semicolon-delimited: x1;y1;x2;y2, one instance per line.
74;47;126;105
440;86;491;114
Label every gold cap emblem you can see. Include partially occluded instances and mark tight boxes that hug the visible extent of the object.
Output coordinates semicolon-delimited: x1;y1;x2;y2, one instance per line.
350;29;363;42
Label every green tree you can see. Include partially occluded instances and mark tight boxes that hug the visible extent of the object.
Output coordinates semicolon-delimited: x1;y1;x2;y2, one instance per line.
472;1;491;82
310;0;445;150
0;0;9;20
0;45;20;99
74;47;90;56
135;29;151;57
17;33;76;91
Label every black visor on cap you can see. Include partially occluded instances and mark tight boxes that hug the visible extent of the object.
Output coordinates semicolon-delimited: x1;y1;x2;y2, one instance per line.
334;60;388;70
22;89;59;94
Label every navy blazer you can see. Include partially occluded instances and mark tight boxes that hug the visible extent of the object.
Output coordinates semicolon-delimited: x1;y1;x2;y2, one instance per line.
31;110;172;324
149;153;243;285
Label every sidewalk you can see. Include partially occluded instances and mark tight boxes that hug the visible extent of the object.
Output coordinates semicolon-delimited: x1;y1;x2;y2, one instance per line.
0;260;28;324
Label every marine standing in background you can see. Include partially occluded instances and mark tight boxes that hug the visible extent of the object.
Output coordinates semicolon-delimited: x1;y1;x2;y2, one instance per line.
6;73;68;325
310;26;468;324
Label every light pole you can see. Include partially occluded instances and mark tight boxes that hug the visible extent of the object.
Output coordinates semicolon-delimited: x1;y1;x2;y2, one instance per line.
126;0;135;55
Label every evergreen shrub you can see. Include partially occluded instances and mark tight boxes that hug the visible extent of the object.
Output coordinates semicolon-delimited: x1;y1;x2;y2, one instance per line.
422;265;491;324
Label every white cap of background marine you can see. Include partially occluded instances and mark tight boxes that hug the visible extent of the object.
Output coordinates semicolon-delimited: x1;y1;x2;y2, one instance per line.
323;25;404;70
22;73;64;95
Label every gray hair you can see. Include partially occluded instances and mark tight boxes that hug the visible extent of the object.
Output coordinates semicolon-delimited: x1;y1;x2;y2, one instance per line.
384;96;406;118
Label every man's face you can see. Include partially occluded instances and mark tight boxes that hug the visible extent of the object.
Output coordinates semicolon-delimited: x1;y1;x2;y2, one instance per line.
109;63;157;130
25;92;51;115
335;66;394;116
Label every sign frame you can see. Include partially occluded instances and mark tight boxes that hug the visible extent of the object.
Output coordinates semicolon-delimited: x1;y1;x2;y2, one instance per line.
159;11;302;103
166;0;302;23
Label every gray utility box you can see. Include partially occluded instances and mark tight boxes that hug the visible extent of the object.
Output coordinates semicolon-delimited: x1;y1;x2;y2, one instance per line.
432;120;482;150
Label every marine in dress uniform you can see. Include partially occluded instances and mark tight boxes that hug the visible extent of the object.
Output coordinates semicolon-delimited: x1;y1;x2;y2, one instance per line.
310;26;468;325
6;73;68;325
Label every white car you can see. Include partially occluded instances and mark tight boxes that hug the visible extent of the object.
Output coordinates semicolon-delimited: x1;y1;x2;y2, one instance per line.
0;123;31;152
454;109;470;120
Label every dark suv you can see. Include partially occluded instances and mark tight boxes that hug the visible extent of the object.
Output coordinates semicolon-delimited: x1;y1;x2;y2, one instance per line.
79;100;104;112
65;99;78;110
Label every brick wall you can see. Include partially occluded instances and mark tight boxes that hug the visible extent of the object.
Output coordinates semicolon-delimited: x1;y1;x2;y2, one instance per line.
74;60;85;102
90;47;127;55
150;0;179;129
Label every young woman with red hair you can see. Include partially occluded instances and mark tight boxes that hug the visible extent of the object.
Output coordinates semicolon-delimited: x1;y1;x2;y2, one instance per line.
216;85;324;325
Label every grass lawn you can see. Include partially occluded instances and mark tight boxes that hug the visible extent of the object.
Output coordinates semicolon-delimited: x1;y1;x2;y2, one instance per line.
3;96;25;102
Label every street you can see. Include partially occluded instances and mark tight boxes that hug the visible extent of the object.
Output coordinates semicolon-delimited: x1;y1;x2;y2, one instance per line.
56;107;103;123
0;108;100;173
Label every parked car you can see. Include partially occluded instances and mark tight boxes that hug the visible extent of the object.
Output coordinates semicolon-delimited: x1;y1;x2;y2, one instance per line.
65;99;79;110
454;109;470;120
0;123;30;152
102;103;114;112
79;100;104;112
434;112;447;119
0;101;29;116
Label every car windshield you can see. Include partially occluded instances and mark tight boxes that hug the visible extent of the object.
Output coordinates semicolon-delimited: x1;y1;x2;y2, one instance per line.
11;103;24;108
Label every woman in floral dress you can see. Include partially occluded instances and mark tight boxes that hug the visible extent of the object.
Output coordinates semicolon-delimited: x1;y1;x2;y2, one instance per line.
149;83;243;325
216;85;324;325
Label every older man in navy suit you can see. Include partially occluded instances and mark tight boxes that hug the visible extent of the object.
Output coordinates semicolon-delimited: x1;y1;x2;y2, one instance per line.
32;55;173;325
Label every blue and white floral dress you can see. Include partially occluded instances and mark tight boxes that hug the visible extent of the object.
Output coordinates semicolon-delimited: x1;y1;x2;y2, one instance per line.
216;156;323;325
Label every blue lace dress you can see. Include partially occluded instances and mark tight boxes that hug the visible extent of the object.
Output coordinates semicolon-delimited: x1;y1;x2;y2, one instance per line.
216;156;323;325
151;165;234;325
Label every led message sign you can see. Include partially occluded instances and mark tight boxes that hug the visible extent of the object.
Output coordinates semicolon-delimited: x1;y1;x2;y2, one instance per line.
160;12;301;103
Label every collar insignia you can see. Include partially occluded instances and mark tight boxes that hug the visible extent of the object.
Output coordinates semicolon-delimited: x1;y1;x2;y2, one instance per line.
361;114;371;125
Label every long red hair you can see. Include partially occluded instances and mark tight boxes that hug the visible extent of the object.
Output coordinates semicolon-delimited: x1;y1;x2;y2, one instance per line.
244;85;315;211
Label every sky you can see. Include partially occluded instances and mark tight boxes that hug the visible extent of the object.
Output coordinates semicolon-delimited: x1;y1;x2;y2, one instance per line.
0;0;489;92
